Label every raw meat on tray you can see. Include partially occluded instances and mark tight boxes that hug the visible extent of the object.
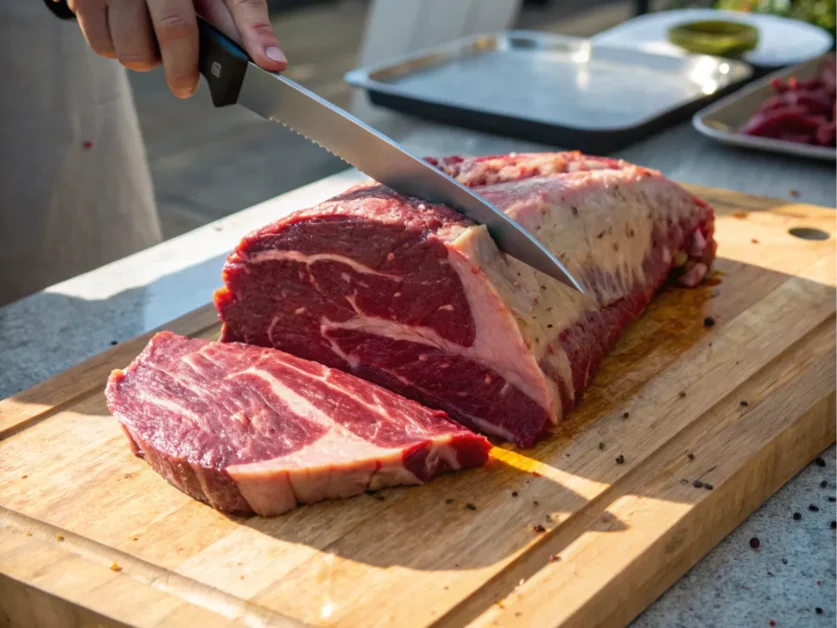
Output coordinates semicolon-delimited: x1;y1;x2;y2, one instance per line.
105;331;491;516
215;152;716;448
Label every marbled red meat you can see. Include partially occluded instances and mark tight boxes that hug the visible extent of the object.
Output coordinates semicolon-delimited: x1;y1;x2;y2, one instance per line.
105;331;490;515
215;152;716;447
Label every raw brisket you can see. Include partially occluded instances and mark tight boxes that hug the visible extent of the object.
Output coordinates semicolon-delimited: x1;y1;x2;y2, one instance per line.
105;331;490;515
215;152;716;447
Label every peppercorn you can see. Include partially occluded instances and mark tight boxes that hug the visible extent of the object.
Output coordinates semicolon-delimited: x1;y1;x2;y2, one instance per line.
816;457;826;467
687;453;695;461
749;537;760;549
511;491;518;497
829;497;836;503
704;483;714;490
693;480;704;488
622;411;630;419
703;316;715;327
793;512;802;521
466;503;477;511
816;607;823;615
809;504;819;512
740;401;749;407
820;480;828;488
831;521;836;530
679;391;687;398
598;442;606;450
532;524;546;533
616;455;625;464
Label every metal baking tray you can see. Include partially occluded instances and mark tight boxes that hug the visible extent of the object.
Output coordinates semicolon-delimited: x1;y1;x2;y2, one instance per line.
692;55;836;162
345;31;752;154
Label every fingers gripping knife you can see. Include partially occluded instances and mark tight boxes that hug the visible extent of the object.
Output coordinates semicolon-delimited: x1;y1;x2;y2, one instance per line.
46;0;583;292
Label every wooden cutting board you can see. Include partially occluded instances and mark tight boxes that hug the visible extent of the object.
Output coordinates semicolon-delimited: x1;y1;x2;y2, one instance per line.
1;184;835;628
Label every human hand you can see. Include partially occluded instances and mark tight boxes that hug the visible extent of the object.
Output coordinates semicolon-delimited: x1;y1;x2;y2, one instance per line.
68;0;287;98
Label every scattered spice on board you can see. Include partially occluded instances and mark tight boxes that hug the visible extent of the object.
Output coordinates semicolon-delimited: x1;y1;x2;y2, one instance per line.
820;480;828;488
781;558;788;565
616;455;625;465
680;478;690;485
687;453;695;461
531;524;546;533
533;501;539;506
465;503;477;511
816;607;824;615
704;483;714;490
740;401;749;407
622;411;630;419
751;238;760;244
511;491;518;497
693;480;704;489
809;504;820;512
110;340;118;346
445;498;453;505
793;512;802;521
598;442;606;450
816;457;826;467
831;521;836;530
21;475;27;479
679;391;687;398
703;316;715;327
749;537;760;549
829;497;836;503
110;562;122;572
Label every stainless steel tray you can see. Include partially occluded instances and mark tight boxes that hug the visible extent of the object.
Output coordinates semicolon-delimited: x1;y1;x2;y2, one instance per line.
693;56;836;161
345;31;752;154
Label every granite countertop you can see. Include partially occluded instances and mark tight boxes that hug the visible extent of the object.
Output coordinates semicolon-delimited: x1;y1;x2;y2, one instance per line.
1;120;834;626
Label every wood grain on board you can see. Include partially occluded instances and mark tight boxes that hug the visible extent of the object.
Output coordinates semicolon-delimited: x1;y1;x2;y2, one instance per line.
1;185;835;628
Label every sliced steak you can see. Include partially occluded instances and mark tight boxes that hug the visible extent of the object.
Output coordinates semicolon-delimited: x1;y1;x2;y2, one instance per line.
215;152;717;447
105;331;491;515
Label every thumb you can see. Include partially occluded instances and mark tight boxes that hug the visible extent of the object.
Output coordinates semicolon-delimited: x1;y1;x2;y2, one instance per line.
222;0;287;71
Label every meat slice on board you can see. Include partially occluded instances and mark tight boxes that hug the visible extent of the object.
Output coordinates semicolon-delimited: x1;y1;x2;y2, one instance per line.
105;331;491;516
215;152;717;448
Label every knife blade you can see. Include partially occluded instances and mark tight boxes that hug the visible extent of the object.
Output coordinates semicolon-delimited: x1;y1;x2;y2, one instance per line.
196;18;583;293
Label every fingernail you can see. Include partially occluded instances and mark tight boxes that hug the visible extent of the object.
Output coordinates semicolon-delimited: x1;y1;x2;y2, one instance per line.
265;46;287;64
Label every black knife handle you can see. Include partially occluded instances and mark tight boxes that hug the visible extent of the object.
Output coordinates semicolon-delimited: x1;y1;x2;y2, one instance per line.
44;0;75;20
197;18;251;108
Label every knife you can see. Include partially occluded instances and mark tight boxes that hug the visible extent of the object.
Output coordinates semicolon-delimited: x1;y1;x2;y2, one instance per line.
46;0;582;292
194;20;583;292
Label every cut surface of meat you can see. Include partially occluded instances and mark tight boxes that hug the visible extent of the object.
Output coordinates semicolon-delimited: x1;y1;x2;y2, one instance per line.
215;152;717;447
105;331;491;515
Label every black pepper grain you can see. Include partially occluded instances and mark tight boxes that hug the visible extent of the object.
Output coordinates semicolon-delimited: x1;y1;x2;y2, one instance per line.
809;504;820;512
598;442;606;450
740;400;749;407
793;512;802;521
821;480;828;488
622;411;630;419
829;497;836;502
816;607;823;615
466;503;477;511
831;521;836;529
445;498;453;504
704;483;714;490
703;316;715;327
679;391;687;398
687;453;695;461
532;524;546;533
616;455;625;465
816;457;826;467
693;480;704;488
511;491;518;497
749;537;760;549
533;500;539;506
110;340;118;346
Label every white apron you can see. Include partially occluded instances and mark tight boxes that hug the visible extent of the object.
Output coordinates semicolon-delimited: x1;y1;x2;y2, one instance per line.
0;1;161;306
